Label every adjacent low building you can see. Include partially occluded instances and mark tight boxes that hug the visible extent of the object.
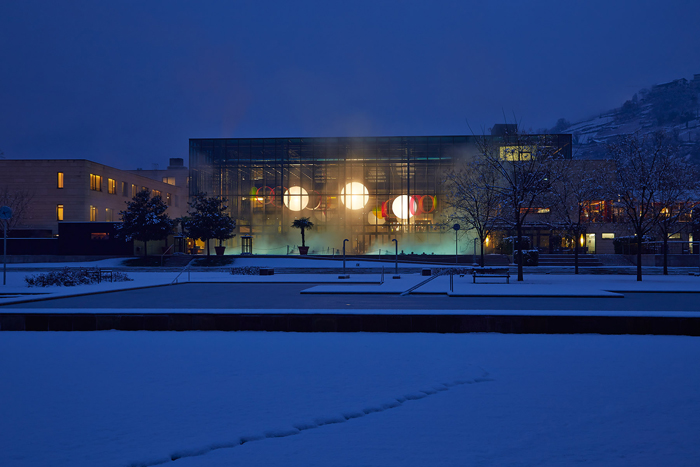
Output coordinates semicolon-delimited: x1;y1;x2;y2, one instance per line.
0;158;188;255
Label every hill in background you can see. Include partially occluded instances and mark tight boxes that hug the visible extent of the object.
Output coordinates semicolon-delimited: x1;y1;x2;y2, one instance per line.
552;74;700;162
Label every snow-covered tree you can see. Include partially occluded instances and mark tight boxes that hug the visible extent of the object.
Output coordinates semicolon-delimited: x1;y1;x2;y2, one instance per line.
0;186;34;234
547;160;611;274
653;154;700;274
607;131;679;281
181;193;236;256
476;129;563;281
444;155;500;267
116;189;176;257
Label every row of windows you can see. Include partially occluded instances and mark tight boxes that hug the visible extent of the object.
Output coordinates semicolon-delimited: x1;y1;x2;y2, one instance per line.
56;205;113;222
59;173;174;204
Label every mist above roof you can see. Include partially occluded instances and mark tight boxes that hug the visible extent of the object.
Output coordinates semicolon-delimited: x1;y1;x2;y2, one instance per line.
168;158;186;169
491;124;518;136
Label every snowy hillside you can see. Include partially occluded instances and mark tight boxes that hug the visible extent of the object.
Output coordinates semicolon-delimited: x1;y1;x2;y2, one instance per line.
557;75;700;162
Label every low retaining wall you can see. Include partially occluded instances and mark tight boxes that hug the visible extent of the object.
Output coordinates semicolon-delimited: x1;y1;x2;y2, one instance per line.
1;312;698;335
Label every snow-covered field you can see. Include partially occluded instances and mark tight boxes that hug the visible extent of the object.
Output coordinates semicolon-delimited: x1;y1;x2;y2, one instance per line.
1;332;699;467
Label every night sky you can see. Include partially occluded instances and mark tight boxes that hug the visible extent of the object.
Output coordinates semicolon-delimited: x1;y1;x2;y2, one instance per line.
1;0;698;169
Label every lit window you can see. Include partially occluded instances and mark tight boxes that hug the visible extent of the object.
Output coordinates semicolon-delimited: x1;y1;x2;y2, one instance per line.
108;178;117;194
162;176;176;185
499;146;534;161
105;207;113;222
57;204;64;221
153;190;161;198
142;186;148;193
601;233;615;239
90;205;97;221
121;181;127;196
57;172;64;189
90;174;102;191
131;184;137;198
166;193;172;205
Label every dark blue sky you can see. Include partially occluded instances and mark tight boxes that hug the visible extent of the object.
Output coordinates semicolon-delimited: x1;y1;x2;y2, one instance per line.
1;0;699;169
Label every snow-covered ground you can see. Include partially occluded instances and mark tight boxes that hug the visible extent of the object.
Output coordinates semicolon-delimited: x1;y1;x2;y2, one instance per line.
0;332;698;467
3;263;700;308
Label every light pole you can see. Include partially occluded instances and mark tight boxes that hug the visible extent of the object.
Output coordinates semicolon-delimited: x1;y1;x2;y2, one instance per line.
453;223;460;264
2;219;6;286
473;237;478;266
392;238;398;275
343;238;349;275
0;206;13;286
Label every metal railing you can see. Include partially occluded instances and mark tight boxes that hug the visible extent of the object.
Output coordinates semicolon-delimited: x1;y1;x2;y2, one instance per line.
160;244;174;267
171;258;195;285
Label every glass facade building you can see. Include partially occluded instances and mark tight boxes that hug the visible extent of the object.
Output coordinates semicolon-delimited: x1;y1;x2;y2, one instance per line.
189;134;572;254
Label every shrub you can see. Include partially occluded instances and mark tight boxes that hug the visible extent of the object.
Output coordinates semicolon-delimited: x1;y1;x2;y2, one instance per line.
613;235;654;254
500;236;532;255
513;249;539;266
25;268;132;287
231;266;261;275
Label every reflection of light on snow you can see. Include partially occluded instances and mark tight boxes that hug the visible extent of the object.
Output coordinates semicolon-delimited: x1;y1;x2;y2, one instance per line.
392;195;417;219
283;186;309;211
368;211;385;225
340;182;369;210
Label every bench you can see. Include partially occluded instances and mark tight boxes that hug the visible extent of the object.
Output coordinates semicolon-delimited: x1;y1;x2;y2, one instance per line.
472;268;510;284
98;269;113;283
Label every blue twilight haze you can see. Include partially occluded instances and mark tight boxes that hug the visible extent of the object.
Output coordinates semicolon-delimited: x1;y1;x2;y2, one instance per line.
0;0;698;168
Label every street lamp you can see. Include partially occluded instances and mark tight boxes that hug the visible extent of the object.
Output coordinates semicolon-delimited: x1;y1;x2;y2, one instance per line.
343;238;349;275
453;223;460;264
0;206;13;286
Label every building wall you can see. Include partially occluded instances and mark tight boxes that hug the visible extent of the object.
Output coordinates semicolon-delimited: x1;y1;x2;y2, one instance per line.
0;159;187;235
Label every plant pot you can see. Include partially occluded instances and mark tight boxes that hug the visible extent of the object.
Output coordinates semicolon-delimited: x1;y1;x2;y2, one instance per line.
298;246;309;255
215;246;226;256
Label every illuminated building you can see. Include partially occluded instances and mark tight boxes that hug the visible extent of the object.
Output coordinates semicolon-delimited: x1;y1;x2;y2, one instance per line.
189;133;572;254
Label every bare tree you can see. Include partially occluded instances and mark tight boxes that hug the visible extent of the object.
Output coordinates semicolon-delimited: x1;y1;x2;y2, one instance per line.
548;160;612;274
607;131;677;281
0;186;35;234
444;155;500;267
653;155;700;274
476;130;564;281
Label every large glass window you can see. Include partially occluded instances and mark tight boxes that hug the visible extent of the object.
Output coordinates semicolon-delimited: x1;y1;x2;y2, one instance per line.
108;178;117;194
57;172;64;189
56;204;64;221
89;205;97;222
189;134;572;254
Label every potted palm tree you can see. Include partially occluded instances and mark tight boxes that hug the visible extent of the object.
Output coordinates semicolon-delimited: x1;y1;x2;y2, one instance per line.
291;217;314;255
